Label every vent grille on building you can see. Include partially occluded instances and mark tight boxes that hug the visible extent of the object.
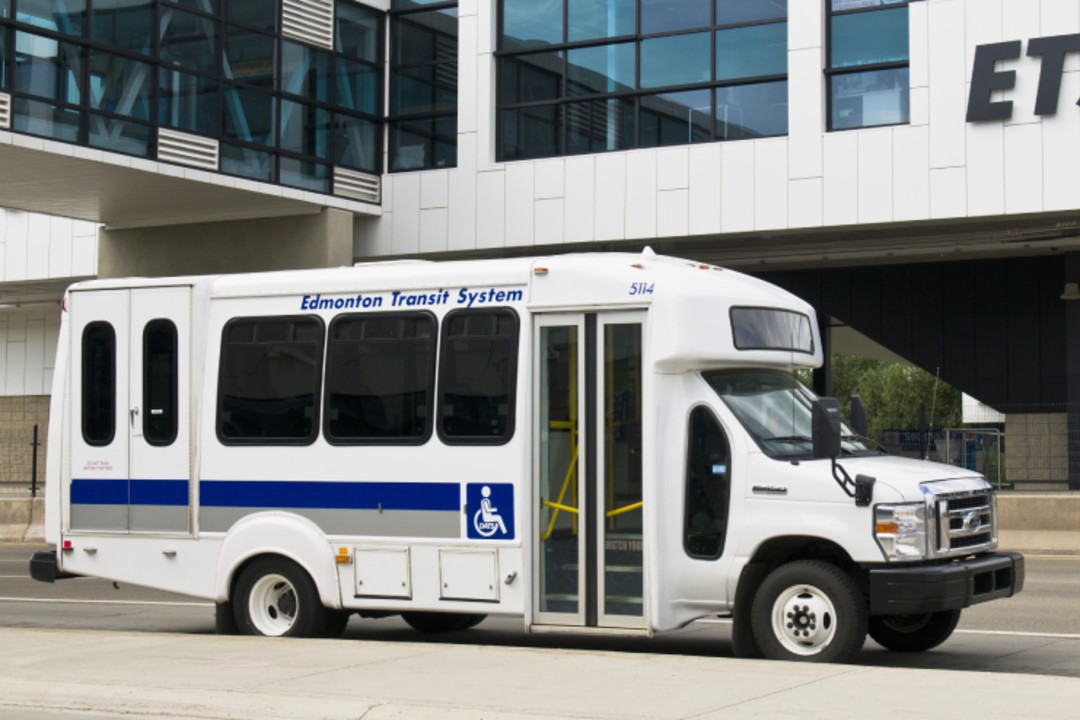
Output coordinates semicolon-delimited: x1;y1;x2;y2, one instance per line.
157;129;220;172
0;93;10;131
334;167;381;204
282;0;335;50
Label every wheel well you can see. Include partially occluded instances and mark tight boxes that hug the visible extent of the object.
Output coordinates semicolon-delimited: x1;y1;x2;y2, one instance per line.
736;536;861;610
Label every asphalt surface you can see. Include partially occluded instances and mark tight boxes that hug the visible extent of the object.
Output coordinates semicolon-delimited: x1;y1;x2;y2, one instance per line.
1;544;1079;718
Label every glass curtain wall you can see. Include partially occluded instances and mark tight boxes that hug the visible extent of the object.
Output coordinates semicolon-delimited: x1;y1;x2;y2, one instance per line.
827;0;917;130
497;0;788;161
388;0;457;172
0;1;383;194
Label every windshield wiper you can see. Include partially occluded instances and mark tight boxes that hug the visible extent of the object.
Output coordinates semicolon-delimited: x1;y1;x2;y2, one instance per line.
763;435;813;445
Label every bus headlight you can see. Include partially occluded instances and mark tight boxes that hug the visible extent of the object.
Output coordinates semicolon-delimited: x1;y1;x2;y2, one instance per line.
874;503;928;561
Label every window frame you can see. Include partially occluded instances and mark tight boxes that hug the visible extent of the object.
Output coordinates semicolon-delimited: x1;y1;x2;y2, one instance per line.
495;0;789;161
436;307;520;446
142;318;179;447
825;0;920;132
215;314;326;446
81;320;117;448
323;310;438;446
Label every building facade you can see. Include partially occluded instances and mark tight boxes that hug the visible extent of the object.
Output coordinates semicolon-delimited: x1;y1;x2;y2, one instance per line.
3;0;1080;488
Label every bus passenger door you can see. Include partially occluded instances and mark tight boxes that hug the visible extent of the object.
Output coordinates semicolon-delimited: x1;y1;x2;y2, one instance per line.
533;312;645;630
69;287;191;533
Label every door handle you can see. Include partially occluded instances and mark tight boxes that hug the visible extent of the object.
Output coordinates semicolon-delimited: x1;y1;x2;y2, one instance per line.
130;406;140;427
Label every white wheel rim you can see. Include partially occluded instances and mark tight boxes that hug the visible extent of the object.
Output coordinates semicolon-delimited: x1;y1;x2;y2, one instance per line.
771;583;838;656
248;573;298;636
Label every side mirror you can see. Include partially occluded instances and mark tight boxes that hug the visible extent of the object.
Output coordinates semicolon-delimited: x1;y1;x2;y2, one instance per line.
850;395;869;438
812;397;842;459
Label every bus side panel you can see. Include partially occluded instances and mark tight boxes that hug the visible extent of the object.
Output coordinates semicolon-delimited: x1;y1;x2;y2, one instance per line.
44;313;69;547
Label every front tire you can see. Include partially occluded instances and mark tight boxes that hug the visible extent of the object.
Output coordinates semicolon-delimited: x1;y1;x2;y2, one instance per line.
868;609;961;652
751;560;867;663
233;557;329;638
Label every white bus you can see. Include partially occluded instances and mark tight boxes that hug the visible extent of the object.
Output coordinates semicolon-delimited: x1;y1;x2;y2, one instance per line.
30;250;1023;662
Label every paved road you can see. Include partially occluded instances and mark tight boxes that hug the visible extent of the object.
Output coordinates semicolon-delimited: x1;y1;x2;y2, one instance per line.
1;543;1078;677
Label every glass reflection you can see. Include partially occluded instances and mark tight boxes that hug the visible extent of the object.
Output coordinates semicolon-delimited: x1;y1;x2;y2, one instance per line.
93;0;153;55
89;51;151;119
160;6;217;74
337;113;379;171
640;32;711;88
641;0;710;34
569;0;634;41
389;116;456;171
830;68;908;129
640;89;711;147
16;0;85;36
336;57;379;114
501;104;561;159
501;52;562;105
717;81;787;139
88;113;152;156
716;0;786;25
223;84;275;146
394;8;458;65
159;68;218;134
831;7;908;68
281;42;331;101
336;1;380;62
567;97;633;154
716;23;787;81
502;0;562;50
14;31;82;104
567;43;634;96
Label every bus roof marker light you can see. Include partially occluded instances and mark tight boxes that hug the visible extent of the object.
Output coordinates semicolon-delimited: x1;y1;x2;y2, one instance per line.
533;267;549;275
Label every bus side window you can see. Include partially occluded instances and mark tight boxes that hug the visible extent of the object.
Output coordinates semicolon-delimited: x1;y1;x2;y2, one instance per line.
82;322;117;447
325;312;436;443
438;309;519;444
143;319;178;446
684;407;731;560
217;316;325;444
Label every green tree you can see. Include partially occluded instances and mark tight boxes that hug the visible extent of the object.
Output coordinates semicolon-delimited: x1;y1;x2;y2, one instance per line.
828;354;963;445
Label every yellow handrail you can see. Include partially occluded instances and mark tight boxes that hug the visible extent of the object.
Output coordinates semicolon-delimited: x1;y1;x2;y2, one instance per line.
606;501;643;519
541;500;579;515
540;441;578;541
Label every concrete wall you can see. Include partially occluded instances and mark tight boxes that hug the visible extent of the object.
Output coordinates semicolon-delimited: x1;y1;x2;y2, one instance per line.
367;0;1080;257
98;208;355;279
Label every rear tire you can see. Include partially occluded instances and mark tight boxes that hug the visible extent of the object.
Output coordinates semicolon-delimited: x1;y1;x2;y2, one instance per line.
401;612;487;634
868;609;961;652
233;557;329;638
751;560;867;663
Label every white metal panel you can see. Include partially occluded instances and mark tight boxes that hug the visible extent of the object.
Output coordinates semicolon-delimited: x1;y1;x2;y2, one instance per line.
419;207;449;254
594;153;627;241
656;147;688;191
1043;72;1080;212
657;190;689;238
48;216;73;278
534;158;565;200
857;130;893;224
1042;0;1080;70
754;140;788;231
534;197;564;245
910;86;930;127
476;170;507;248
720;142;754;233
26;213;50;280
505;162;535;246
789;177;824;229
355;547;412;599
4;211;28;282
626;151;658;240
823;132;858;226
688;144;721;235
458;14;479;133
928;0;967;169
71;223;98;277
788;47;824;181
448;134;479;252
930;166;968;218
893;125;931;222
440;549;498;601
908;0;930;89
565;156;596;244
1005;123;1043;214
420;171;449;209
964;0;1002;73
390;173;421;255
966;122;1005;217
24;317;45;395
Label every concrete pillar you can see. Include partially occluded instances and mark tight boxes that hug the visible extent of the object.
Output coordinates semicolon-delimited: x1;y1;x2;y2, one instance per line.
97;208;354;278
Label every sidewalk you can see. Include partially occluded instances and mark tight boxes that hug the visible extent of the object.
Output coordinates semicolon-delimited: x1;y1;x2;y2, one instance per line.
0;627;1078;720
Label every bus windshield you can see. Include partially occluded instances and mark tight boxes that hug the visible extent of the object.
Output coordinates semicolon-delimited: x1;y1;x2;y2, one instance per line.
702;369;874;459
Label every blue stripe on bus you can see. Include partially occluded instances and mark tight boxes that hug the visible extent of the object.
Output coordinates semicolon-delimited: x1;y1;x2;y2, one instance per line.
199;480;460;512
71;479;189;506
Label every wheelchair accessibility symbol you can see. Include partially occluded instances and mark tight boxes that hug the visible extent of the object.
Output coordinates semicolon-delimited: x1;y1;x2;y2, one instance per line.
467;483;514;540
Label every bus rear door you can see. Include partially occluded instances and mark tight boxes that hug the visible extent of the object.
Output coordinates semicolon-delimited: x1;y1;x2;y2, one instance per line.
68;286;192;534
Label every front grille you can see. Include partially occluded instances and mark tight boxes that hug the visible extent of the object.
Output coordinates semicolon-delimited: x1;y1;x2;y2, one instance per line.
928;483;996;557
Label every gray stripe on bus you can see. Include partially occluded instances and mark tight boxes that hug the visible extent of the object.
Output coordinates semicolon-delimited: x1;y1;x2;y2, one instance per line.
198;507;462;538
70;505;128;532
131;505;189;533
